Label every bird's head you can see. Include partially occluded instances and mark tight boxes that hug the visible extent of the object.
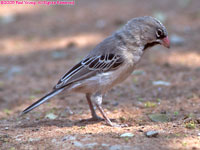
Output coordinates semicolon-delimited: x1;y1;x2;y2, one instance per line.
124;16;170;50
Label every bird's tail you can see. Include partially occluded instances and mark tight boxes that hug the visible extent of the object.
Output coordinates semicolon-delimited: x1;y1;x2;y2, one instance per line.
20;88;64;116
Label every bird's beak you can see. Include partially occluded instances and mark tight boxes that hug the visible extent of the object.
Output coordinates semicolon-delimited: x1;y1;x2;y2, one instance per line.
160;36;170;48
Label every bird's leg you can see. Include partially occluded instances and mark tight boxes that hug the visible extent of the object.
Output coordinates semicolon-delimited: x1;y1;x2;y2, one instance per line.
93;93;128;127
85;93;103;121
93;93;114;126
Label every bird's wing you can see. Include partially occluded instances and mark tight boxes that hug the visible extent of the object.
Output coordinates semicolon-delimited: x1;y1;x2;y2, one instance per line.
54;53;124;89
21;54;124;115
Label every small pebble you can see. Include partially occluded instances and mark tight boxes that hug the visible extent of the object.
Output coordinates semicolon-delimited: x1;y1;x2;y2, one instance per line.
153;12;167;22
96;19;106;29
62;135;76;141
0;14;16;24
45;113;57;120
7;66;22;78
132;70;146;75
81;136;90;142
170;34;185;46
120;133;134;138
145;131;159;138
152;80;171;86
51;51;67;59
102;143;109;147
28;138;40;142
109;145;132;150
52;138;57;143
73;141;83;148
85;143;98;148
109;145;122;150
112;102;119;106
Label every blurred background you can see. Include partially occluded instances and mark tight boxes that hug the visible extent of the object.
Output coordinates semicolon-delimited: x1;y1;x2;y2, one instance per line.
0;0;200;149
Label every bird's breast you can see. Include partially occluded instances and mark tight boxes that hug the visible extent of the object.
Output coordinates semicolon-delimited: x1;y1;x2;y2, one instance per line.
98;62;135;93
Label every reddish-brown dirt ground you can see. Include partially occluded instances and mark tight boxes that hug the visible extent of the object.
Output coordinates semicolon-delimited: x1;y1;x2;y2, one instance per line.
0;0;200;149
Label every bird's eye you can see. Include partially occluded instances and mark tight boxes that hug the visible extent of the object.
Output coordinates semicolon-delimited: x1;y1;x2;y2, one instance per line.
156;29;163;38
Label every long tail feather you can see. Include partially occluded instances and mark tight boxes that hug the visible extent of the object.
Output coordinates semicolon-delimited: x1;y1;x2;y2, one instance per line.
20;89;63;116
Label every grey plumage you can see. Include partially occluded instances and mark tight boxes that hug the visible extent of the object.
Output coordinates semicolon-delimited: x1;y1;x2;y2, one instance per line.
21;16;170;127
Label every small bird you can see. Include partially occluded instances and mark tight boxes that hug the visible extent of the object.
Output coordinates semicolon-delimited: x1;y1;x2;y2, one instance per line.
21;16;170;127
